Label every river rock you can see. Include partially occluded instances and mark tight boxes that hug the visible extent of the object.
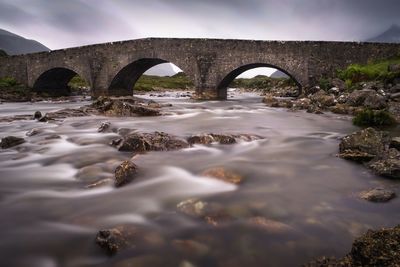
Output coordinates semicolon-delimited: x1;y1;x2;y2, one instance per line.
346;89;379;107
350;225;400;266
115;132;189;153
331;78;346;92
172;239;210;257
26;128;41;136
390;137;400;150
98;121;111;133
310;90;336;107
359;188;396;202
367;157;400;179
176;198;232;226
114;160;138;187
187;133;263;146
201;167;244;184
0;136;25;149
338;128;390;163
363;94;387;109
91;97;160;117
96;225;164;255
33;111;42;120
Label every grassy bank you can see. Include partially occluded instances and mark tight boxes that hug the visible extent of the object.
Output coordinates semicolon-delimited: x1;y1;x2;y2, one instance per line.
231;75;296;90
134;72;194;92
0;77;32;101
338;56;400;89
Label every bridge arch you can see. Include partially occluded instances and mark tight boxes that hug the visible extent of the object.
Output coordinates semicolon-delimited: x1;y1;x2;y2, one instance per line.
216;63;302;99
32;67;91;96
108;58;195;96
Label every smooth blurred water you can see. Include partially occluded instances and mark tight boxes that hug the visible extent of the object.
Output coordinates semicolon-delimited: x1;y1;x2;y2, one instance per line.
0;92;399;267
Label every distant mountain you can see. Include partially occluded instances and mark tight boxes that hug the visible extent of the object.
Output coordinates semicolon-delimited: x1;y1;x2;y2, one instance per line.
269;70;289;79
366;24;400;43
144;63;178;77
0;28;50;55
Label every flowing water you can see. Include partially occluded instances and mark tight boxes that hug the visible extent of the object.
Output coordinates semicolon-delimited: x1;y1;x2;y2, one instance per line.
0;92;399;267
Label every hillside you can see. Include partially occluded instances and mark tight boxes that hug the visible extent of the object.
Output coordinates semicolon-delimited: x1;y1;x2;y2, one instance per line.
0;28;50;55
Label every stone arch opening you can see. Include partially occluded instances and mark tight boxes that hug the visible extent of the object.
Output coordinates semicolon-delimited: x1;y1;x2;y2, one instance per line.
217;63;302;99
109;58;193;96
33;67;90;97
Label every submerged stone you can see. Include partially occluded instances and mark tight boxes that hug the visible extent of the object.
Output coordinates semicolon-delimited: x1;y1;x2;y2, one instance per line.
201;167;244;184
0;136;25;149
359;188;396;202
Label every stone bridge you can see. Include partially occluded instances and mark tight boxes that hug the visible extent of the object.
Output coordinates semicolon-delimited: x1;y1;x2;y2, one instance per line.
1;38;400;99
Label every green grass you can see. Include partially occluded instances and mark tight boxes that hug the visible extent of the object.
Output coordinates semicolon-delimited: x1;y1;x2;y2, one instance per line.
231;75;296;89
0;77;31;100
68;75;89;89
134;72;194;92
338;56;400;84
353;109;397;127
0;77;18;87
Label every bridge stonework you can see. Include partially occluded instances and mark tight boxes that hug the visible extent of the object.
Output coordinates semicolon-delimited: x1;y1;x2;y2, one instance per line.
0;38;399;99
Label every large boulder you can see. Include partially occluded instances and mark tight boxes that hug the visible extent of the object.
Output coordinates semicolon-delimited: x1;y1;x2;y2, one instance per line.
338;128;390;163
345;86;387;109
0;136;25;149
187;133;263;145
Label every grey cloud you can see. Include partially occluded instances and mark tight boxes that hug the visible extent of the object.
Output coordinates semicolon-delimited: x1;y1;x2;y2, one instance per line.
0;0;399;49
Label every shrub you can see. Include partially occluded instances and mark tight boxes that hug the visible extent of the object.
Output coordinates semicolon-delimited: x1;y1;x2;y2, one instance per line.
0;77;18;87
318;78;331;91
353;109;397;127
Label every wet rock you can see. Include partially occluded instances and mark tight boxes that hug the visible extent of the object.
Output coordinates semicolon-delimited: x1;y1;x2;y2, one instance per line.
187;133;262;146
329;104;351;115
98;121;111;133
389;84;400;94
328;87;340;95
350;225;400;266
359;188;396;202
247;216;293;234
337;94;349;104
176;198;232;226
26;128;41;136
95;225;164;255
367;157;400;179
91;97;161;117
177;198;209;218
306;104;323;114
338;128;390;163
115;132;189;153
292;98;312;110
114;160;138;187
33;111;42;120
201;167;244;184
262;95;292;108
0;136;25;149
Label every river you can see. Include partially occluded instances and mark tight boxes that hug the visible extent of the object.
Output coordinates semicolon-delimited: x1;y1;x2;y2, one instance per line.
0;92;399;267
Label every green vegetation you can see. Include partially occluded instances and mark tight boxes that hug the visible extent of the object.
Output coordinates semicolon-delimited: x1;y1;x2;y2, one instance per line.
134;72;194;92
0;77;31;101
353;108;397;127
318;77;332;91
338;56;400;84
231;75;296;90
68;75;89;90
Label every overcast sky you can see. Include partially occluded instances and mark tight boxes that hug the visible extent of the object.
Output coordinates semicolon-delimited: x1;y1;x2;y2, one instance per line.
0;0;399;50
